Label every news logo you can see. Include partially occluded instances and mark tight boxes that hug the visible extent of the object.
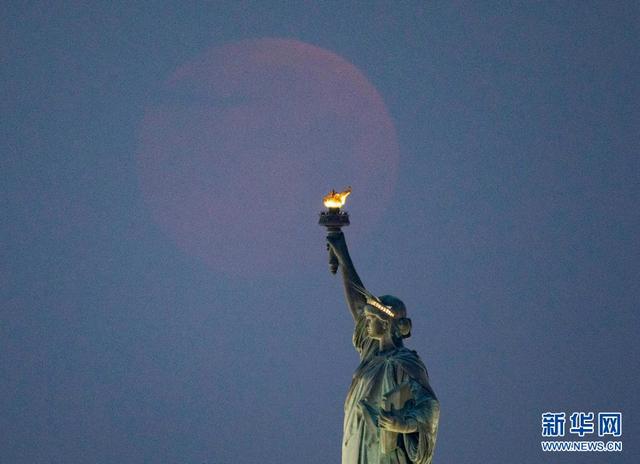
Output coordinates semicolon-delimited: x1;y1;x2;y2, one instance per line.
540;411;622;452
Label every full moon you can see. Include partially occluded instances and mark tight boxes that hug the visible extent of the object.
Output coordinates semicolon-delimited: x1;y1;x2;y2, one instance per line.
136;38;399;277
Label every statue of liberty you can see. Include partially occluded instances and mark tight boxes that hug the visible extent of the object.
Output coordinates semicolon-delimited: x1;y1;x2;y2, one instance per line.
326;231;440;464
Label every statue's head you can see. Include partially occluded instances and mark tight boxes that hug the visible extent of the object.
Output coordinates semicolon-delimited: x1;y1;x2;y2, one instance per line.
364;294;412;346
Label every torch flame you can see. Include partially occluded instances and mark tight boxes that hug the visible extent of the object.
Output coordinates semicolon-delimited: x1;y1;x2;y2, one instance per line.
323;187;352;208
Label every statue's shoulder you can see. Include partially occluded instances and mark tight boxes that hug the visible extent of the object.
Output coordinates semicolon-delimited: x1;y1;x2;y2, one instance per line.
393;347;423;361
390;347;430;384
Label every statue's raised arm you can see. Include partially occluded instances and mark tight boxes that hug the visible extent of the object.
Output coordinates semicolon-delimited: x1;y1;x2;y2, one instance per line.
326;231;367;321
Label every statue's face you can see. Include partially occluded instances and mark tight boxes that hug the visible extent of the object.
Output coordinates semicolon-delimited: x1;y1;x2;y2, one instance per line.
365;313;388;340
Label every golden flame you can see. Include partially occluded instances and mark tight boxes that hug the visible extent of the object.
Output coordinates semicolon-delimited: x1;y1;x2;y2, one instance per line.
323;187;352;209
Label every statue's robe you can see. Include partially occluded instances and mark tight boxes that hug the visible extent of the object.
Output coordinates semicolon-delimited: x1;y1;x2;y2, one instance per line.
342;314;439;464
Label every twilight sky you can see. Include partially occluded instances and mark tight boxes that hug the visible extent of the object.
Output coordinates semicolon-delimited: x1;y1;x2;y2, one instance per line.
2;2;639;463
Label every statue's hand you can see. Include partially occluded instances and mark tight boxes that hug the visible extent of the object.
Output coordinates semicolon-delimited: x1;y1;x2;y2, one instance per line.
326;232;348;263
378;409;418;434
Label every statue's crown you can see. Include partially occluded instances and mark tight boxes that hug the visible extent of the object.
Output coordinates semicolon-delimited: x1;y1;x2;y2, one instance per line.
366;296;396;318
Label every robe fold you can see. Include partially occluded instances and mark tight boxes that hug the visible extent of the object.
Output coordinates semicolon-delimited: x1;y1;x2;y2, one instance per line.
342;314;439;464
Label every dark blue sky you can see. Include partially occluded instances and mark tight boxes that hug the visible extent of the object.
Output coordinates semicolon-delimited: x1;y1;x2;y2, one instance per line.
2;2;638;463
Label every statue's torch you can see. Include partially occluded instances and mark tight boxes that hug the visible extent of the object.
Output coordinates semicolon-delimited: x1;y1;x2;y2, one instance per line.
319;187;351;274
